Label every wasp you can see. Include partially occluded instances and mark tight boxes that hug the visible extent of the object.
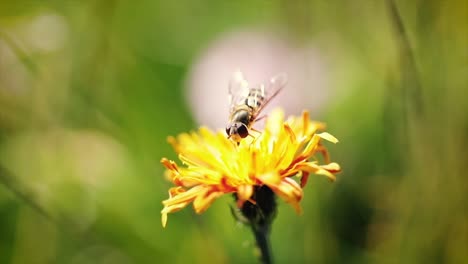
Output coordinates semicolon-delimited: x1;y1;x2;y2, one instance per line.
225;71;287;143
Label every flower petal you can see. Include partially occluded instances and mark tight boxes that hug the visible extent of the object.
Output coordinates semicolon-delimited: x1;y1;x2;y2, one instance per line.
237;184;254;202
295;162;337;181
161;158;179;172
317;132;339;143
268;177;303;214
161;186;206;227
257;172;281;186
320;162;341;173
193;188;224;214
265;108;285;135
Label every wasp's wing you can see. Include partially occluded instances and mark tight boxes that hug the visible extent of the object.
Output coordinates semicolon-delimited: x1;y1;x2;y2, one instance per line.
228;71;250;111
253;73;288;117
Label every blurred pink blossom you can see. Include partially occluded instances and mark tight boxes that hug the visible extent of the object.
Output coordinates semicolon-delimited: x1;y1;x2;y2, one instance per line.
185;30;332;130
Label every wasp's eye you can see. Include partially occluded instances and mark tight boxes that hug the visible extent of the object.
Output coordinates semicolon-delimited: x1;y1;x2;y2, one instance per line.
225;126;230;136
237;124;249;138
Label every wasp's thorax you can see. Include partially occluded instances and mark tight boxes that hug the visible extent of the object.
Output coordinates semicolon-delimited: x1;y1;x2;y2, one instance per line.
226;106;252;142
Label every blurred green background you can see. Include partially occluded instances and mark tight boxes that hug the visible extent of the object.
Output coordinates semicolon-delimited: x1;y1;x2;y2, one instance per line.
0;0;466;263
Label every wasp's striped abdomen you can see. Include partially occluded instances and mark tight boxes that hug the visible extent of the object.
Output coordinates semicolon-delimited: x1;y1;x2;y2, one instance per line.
244;87;265;110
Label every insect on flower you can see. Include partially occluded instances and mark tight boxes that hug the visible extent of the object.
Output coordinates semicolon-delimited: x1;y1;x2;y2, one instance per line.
225;71;287;143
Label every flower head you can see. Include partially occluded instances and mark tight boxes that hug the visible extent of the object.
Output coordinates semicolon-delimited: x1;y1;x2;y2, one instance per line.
161;109;340;227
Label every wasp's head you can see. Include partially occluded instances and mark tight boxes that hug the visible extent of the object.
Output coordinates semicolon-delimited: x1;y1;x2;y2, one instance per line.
226;122;249;143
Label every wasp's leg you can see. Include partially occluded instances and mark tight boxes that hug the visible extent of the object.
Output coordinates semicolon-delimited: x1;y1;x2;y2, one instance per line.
254;115;268;122
249;128;262;140
247;129;263;147
250;127;262;135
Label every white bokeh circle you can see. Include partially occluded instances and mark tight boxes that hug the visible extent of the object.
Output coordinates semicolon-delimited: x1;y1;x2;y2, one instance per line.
185;30;331;130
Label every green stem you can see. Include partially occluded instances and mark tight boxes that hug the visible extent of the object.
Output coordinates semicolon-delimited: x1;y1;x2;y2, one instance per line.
252;224;273;264
0;165;52;221
386;0;424;118
236;185;277;264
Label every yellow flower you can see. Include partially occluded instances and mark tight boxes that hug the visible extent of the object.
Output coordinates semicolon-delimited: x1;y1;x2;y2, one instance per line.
161;109;340;227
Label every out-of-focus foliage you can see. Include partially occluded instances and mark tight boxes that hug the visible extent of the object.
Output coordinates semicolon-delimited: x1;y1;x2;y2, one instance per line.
0;0;466;263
